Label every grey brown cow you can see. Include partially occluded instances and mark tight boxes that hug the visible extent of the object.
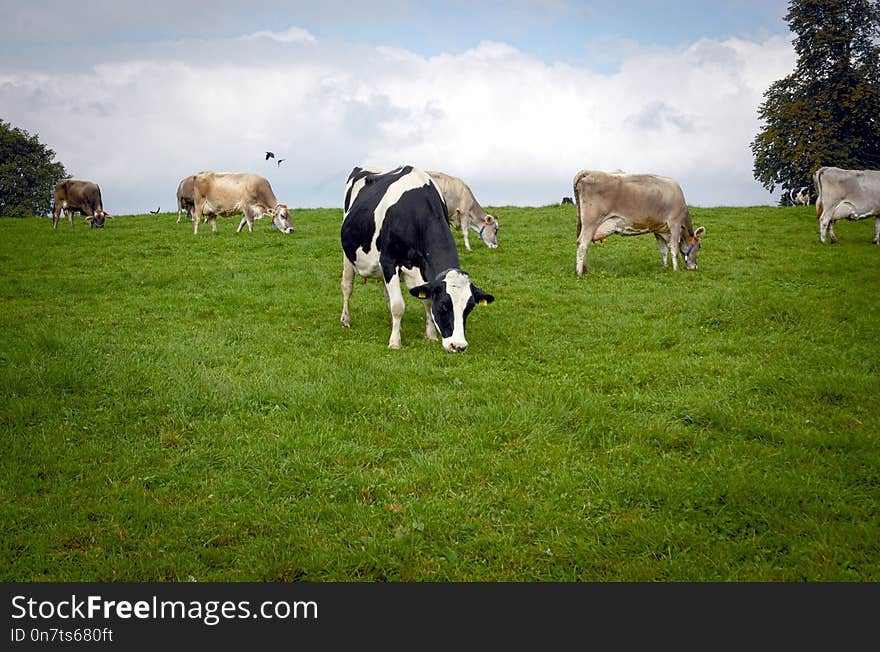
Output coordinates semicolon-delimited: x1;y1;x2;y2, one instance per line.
813;166;880;245
52;179;110;229
573;169;705;275
176;175;195;223
191;172;293;235
427;171;500;251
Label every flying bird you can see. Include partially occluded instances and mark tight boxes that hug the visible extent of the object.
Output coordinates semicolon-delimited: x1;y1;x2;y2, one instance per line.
277;159;286;166
149;206;160;214
265;151;275;160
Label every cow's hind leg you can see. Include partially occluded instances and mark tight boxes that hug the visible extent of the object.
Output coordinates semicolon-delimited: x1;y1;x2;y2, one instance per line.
873;217;879;245
340;256;356;328
576;220;601;276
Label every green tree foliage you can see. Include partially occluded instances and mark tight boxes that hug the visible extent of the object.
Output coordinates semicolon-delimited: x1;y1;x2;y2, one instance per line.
0;120;69;217
751;0;880;205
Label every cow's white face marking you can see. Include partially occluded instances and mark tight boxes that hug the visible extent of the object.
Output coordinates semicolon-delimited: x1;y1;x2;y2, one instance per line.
438;270;473;352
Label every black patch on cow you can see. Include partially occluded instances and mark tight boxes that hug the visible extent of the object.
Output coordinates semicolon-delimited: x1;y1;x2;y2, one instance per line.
343;167;382;214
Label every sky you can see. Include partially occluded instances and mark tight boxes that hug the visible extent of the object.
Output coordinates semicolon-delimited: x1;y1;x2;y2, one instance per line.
0;0;797;215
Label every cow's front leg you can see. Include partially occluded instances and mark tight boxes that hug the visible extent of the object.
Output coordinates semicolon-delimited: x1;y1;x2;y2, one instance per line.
668;224;682;270
461;218;472;252
655;233;670;268
340;256;355;328
423;299;438;340
873;217;880;245
385;274;405;350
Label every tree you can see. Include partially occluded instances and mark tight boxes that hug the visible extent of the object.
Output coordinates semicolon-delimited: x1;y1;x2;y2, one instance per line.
0;120;69;217
751;0;880;205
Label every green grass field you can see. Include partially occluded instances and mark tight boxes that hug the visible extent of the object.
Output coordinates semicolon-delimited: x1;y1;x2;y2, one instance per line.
1;204;878;581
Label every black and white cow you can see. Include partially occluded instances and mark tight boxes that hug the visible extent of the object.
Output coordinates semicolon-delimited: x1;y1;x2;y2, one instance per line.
340;165;494;352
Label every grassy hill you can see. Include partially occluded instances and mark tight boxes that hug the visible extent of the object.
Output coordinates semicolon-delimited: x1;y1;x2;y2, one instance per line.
1;204;877;581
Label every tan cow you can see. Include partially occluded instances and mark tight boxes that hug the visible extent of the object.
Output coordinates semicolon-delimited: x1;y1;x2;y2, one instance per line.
52;179;111;229
573;169;705;275
813;166;880;244
426;171;500;251
176;175;195;223
191;172;293;235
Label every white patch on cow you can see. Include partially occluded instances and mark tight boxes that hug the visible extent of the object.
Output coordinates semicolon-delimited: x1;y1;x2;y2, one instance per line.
440;269;473;352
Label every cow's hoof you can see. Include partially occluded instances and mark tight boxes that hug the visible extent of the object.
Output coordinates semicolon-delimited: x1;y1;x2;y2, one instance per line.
424;333;438;341
340;317;350;328
388;342;401;350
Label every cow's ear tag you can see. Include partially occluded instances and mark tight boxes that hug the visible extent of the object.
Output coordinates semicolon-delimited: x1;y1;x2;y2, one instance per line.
478;299;488;306
418;292;427;299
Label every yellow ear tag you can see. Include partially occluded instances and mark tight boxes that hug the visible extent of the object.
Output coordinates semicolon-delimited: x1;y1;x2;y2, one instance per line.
418;292;427;299
478;299;488;306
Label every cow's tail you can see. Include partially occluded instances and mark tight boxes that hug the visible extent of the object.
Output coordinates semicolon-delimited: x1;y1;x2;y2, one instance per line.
813;168;825;218
573;169;590;242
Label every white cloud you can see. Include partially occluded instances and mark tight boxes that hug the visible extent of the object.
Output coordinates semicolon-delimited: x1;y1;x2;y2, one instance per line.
0;29;795;214
241;26;316;43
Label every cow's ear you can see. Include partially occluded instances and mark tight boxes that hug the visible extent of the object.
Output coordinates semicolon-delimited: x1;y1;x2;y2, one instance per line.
105;214;113;219
471;285;494;306
694;226;705;238
410;284;432;300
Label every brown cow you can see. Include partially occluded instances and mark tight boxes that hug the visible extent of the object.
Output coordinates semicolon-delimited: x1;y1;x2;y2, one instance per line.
426;170;500;251
574;169;705;274
52;179;110;229
191;172;294;235
176;175;195;223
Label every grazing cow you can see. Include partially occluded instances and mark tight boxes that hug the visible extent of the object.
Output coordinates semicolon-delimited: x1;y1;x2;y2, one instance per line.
176;175;195;223
573;169;705;275
426;171;500;251
52;179;110;229
340;165;494;352
790;186;811;206
813;166;880;245
191;172;293;234
561;196;574;205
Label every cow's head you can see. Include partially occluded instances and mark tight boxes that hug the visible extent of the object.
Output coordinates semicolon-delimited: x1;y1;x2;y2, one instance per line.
410;268;494;353
479;215;500;249
88;210;108;228
679;226;706;270
270;204;294;234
